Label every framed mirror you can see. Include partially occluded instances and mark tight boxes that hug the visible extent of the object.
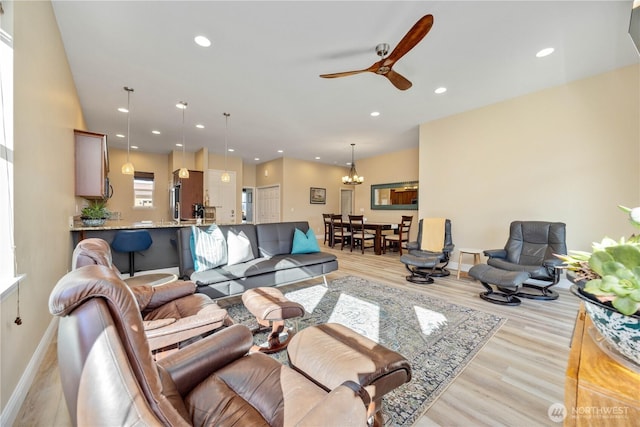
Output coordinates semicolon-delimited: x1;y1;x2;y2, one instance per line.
371;181;418;210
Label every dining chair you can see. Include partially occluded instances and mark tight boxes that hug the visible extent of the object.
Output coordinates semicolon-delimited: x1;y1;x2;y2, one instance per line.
348;215;375;254
330;214;351;250
322;213;332;245
383;215;413;255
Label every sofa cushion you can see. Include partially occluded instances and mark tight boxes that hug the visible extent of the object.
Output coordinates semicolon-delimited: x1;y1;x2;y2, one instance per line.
226;229;255;266
256;222;310;257
191;252;337;285
291;228;320;254
191;225;227;272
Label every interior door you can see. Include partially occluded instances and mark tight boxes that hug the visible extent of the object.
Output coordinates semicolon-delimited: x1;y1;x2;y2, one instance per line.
256;185;280;224
207;169;237;224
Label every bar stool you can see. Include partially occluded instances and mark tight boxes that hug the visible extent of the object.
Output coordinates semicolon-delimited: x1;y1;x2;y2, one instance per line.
111;230;153;277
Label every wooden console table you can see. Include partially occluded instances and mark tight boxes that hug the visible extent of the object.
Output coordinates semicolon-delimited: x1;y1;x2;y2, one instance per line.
564;304;640;426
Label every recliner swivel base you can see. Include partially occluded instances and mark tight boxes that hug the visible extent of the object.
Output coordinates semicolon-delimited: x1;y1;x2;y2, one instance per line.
400;254;439;285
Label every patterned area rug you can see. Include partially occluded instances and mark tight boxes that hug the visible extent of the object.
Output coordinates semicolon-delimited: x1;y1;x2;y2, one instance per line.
226;276;505;426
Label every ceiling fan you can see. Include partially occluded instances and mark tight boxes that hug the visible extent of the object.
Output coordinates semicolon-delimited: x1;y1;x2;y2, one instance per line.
320;14;434;91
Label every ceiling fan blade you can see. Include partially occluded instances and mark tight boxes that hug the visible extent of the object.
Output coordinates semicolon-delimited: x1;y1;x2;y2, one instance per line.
320;62;379;79
385;14;434;66
385;70;412;91
319;69;369;79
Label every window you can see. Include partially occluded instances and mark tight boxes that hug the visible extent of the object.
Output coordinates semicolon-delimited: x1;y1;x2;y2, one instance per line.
133;171;154;208
1;22;16;293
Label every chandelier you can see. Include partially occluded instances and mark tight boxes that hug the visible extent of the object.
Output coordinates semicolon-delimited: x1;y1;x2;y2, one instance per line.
342;143;364;185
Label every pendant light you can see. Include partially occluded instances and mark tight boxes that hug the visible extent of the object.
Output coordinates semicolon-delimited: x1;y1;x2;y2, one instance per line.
177;101;189;179
121;86;135;175
221;112;231;183
342;143;364;185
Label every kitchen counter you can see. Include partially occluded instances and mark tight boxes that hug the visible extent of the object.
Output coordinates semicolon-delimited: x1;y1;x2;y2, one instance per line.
70;219;212;232
70;220;218;274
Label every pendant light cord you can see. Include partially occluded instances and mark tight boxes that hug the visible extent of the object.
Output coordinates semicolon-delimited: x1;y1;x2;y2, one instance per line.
126;88;131;162
224;112;230;172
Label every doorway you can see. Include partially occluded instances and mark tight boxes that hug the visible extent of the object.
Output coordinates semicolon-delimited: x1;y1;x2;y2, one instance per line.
256;185;281;224
340;188;354;219
242;187;254;223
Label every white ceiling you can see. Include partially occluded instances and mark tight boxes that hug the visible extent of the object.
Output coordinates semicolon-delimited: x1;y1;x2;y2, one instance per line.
51;1;639;167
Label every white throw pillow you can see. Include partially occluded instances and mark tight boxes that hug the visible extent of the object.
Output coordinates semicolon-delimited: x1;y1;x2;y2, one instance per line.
226;230;255;266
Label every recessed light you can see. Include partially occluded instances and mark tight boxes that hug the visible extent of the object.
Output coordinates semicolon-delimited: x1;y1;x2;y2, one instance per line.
370;111;380;117
277;150;283;153
151;130;161;135
254;157;260;161
434;87;447;94
176;102;187;109
131;145;139;150
315;156;321;160
228;148;234;152
196;124;204;129
176;143;183;147
536;47;554;58
116;133;125;138
117;107;128;113
194;35;211;47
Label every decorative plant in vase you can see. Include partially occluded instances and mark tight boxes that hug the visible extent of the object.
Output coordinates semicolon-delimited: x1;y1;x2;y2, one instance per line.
80;199;110;227
555;205;640;368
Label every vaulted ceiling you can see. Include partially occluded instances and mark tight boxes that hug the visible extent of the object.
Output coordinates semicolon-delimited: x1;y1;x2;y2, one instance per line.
52;1;639;166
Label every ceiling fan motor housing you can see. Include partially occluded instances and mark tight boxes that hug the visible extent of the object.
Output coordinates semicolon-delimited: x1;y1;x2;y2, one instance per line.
376;43;390;57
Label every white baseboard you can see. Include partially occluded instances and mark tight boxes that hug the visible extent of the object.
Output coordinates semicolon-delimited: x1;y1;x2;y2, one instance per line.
1;316;58;426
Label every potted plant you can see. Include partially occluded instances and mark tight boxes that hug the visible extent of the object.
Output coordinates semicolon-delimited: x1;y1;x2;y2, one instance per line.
80;199;110;226
556;205;640;367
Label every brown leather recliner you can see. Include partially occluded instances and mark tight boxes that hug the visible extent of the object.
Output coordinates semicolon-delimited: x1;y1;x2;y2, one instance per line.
72;238;232;351
49;265;371;426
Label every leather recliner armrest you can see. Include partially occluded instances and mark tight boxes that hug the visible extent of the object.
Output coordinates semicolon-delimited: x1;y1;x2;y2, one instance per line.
543;258;564;268
144;309;229;339
157;324;253;396
406;241;419;251
146;280;197;310
484;249;507;259
296;381;369;426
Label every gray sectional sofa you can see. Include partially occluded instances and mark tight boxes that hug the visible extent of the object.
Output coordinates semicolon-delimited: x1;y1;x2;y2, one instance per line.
176;221;338;298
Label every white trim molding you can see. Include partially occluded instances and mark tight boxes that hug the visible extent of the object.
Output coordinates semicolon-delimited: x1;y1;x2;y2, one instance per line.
0;316;58;426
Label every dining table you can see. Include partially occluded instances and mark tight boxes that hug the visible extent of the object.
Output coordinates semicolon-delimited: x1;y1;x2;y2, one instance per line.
328;221;394;255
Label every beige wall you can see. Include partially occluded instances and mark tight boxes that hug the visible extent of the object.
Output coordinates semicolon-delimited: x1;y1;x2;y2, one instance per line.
350;147;420;240
107;148;173;222
251;152;419;236
2;1;84;411
280;158;352;235
242;162;257;188
419;64;640;258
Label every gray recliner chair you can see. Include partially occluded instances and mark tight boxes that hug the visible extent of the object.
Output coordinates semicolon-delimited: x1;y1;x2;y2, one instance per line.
481;220;567;301
469;221;567;305
400;218;454;284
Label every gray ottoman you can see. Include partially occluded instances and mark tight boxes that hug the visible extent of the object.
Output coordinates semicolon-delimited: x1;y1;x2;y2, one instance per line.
400;254;439;284
468;264;530;306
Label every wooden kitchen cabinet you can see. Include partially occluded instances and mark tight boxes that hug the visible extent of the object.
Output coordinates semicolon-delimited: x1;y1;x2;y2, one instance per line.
173;170;203;220
75;129;109;199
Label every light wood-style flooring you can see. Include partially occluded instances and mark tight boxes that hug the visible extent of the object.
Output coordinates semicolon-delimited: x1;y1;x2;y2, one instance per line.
15;245;580;426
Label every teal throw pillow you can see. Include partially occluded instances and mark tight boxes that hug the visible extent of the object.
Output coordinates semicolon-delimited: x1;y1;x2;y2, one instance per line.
190;225;227;272
291;228;320;254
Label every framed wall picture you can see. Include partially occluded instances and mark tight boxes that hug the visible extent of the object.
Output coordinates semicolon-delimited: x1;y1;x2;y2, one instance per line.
310;187;326;204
